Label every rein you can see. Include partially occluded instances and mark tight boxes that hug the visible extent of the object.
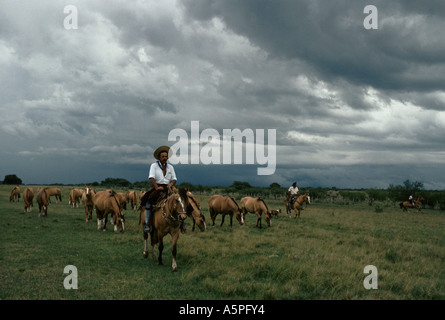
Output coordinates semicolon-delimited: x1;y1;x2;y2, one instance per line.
159;192;187;226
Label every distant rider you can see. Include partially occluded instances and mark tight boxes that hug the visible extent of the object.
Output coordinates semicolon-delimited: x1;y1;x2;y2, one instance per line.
409;194;414;207
287;182;300;208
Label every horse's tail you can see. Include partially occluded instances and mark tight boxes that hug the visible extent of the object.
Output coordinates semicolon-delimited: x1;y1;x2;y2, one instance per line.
399;202;403;209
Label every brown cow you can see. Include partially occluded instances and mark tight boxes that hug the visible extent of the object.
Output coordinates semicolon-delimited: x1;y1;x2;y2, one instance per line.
23;187;34;213
94;190;125;232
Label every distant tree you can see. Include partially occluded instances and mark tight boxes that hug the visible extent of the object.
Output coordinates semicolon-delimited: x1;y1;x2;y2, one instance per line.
231;181;252;190
367;188;387;204
387;179;424;202
269;182;281;189
177;182;194;190
402;179;424;193
3;174;22;185
100;177;131;188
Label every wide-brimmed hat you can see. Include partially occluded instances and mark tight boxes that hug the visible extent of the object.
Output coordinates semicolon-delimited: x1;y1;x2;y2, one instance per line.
153;145;171;160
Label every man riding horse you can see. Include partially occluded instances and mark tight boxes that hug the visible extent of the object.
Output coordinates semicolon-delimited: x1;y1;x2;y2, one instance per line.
287;182;300;209
408;194;414;207
141;145;184;233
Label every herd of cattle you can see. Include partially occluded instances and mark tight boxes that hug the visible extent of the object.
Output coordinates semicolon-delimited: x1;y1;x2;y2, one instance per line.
8;185;310;232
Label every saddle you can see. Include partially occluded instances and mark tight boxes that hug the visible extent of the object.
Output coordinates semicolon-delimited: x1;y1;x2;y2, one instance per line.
140;185;169;208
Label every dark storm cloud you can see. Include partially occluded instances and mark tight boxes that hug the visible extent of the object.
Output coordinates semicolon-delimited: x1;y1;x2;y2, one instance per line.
0;0;444;188
182;0;445;92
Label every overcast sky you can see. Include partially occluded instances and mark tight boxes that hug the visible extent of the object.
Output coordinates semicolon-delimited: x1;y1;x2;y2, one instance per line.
1;0;444;189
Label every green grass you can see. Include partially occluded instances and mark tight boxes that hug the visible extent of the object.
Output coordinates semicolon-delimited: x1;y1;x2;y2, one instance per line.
1;185;444;300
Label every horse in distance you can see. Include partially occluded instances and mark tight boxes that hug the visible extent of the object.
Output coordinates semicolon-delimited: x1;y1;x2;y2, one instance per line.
69;188;83;208
10;186;21;202
285;193;311;218
400;196;425;213
94;190;125;232
81;185;96;222
36;187;49;217
185;190;206;232
45;187;62;203
126;190;138;211
208;194;244;227
240;196;272;228
23;187;34;213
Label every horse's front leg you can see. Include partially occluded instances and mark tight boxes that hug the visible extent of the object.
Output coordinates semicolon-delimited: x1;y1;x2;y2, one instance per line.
256;214;262;228
157;237;164;266
143;232;149;258
103;213;108;231
220;213;226;227
171;231;180;272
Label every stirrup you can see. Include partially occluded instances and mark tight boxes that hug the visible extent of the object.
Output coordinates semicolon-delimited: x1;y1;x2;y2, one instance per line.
144;224;152;233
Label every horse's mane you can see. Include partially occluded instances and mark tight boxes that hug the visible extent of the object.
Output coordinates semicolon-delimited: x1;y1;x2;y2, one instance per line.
229;196;241;210
257;197;269;212
178;188;189;202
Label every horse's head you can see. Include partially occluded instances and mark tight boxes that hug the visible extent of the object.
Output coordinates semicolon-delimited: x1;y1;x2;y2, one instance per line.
187;191;206;232
84;185;93;197
265;211;272;227
171;191;187;222
232;197;244;225
304;193;311;204
113;210;125;233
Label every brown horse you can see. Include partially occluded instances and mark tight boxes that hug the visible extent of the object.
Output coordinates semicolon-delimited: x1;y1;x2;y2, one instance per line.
36;187;49;217
10;186;21;202
126;190;138;211
185;190;206;232
45;187;62;203
115;192;128;211
142;187;188;272
285;193;311;218
69;188;83;208
23;187;34;213
240;196;272;228
138;189;206;232
94;190;125;232
400;197;424;213
208;195;244;227
81;185;95;222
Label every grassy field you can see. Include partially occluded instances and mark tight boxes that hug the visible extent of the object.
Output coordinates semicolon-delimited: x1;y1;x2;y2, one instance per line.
1;185;444;300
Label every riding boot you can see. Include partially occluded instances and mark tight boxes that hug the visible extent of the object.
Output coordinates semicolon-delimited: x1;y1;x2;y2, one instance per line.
144;204;152;233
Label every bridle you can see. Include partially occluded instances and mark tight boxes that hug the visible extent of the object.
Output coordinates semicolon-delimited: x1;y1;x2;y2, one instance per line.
160;189;187;225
